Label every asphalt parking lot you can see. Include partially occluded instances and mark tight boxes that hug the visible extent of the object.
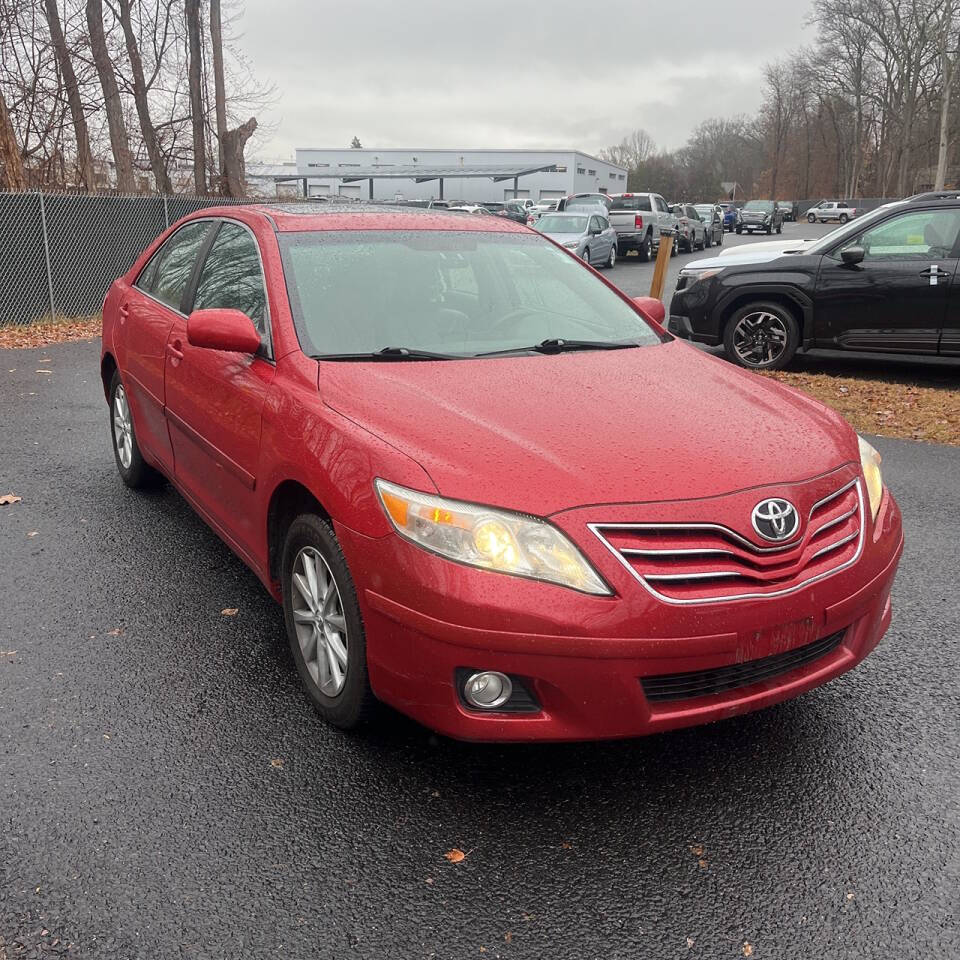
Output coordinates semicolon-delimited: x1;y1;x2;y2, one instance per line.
2;235;958;957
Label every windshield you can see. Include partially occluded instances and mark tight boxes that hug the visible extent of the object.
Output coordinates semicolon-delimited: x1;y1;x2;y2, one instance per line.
743;201;774;213
567;195;611;210
538;215;587;234
694;206;714;218
278;230;661;358
807;202;908;254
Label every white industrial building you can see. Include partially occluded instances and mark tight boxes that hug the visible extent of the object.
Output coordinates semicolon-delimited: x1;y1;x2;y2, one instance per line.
292;147;628;203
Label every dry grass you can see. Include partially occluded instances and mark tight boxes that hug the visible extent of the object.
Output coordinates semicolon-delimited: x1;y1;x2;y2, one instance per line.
0;314;101;349
764;364;960;446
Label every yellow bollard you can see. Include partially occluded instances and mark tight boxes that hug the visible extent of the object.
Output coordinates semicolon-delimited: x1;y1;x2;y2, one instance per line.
649;232;673;300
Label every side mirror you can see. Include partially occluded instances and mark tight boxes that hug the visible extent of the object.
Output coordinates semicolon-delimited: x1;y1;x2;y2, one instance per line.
187;308;261;353
840;246;865;266
633;295;665;324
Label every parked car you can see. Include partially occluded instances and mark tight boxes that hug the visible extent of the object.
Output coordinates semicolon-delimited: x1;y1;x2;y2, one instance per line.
718;202;737;231
778;201;796;222
607;192;678;261
736;200;784;235
535;211;619;268
526;198;560;225
807;200;859;223
669;194;960;369
694;204;724;247
557;192;613;212
447;205;493;215
671;203;707;252
101;203;902;741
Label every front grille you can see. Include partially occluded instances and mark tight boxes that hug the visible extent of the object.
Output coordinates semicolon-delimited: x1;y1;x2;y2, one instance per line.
590;478;863;604
641;629;845;702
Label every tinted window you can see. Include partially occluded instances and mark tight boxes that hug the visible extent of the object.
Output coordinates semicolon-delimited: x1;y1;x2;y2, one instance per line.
140;221;211;310
279;231;661;358
610;195;652;211
192;222;268;337
841;209;960;261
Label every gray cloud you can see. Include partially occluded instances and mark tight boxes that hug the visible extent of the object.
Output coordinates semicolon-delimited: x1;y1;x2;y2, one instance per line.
241;0;812;158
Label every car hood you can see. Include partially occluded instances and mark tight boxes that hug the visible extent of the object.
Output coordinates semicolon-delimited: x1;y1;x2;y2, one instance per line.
319;340;855;517
685;248;802;269
716;238;820;259
740;210;771;218
538;231;583;245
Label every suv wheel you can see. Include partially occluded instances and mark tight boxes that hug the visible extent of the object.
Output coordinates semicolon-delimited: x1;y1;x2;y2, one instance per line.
281;514;375;729
724;302;800;371
807;212;816;223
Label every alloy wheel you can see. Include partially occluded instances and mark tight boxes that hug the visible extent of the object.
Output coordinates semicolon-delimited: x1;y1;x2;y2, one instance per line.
731;310;789;366
113;384;133;470
608;245;617;267
291;546;349;697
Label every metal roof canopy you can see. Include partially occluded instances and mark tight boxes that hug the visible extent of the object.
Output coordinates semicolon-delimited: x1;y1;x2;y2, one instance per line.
330;163;558;183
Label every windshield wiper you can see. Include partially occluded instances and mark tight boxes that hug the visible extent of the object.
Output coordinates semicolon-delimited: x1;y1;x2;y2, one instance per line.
313;346;460;361
477;338;642;357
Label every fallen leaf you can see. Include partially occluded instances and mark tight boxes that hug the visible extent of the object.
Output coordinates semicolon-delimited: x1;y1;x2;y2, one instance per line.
270;758;284;768
846;891;855;900
444;848;466;863
221;607;239;616
38;358;52;363
27;531;38;537
689;843;704;858
743;942;753;957
106;627;122;636
424;877;434;885
1;650;17;656
698;858;708;869
36;369;52;374
0;494;22;505
504;931;513;944
686;937;695;948
561;840;573;849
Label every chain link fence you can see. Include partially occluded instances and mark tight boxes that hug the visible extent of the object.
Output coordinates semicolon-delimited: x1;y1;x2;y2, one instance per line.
0;191;253;326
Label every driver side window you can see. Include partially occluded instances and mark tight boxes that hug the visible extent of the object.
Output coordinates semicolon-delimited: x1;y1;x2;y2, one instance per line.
841;210;960;261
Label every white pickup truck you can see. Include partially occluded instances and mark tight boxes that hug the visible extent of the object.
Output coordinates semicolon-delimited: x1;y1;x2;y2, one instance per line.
606;193;677;261
806;200;858;223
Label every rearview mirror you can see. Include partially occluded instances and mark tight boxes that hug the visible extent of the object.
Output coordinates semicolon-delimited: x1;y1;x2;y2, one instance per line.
633;296;665;324
187;308;262;354
840;246;865;266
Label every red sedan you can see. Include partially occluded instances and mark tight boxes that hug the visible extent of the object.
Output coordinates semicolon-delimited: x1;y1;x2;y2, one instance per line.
100;204;903;741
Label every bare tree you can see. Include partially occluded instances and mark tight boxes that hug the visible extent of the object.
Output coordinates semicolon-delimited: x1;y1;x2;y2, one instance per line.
0;85;27;188
221;114;255;195
86;0;135;190
42;0;94;188
209;0;227;188
934;0;960;189
185;0;206;193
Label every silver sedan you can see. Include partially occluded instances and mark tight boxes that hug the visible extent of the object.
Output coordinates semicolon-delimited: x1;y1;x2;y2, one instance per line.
534;211;619;268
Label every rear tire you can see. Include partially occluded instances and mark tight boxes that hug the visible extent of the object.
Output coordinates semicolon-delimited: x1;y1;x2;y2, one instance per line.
638;232;653;262
109;370;161;489
281;513;375;730
723;301;800;371
839;213;849;224
606;244;617;268
735;226;743;235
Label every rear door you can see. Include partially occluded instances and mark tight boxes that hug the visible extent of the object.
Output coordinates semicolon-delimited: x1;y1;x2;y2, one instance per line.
163;220;275;559
119;220;213;474
814;206;960;354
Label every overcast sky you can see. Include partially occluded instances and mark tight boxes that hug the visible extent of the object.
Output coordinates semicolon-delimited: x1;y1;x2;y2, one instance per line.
241;0;812;160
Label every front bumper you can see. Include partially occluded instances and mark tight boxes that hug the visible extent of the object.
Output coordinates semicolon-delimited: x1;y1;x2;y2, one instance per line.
335;490;903;742
667;314;720;345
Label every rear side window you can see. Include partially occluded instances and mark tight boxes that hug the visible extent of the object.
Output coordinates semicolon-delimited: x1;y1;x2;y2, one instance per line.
137;221;211;311
192;222;268;338
611;195;652;211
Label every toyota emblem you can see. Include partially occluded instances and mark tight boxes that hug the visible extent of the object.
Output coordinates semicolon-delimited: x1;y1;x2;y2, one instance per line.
751;498;799;542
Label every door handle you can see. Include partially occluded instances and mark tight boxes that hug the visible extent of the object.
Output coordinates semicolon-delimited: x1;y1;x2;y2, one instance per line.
166;339;184;363
119;302;130;323
920;265;951;277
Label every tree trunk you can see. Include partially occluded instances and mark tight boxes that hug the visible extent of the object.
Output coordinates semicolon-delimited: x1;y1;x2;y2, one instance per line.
185;0;207;195
116;0;172;193
0;87;27;190
222;116;257;197
86;0;135;191
209;0;228;192
42;0;94;189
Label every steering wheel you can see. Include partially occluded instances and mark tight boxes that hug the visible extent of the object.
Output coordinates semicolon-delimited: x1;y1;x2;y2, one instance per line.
483;306;546;339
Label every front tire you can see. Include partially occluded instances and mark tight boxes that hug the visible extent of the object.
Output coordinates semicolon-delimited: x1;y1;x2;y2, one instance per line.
723;301;800;371
807;212;816;223
109;370;160;489
281;513;374;730
606;244;617;268
581;247;591;265
735;226;742;235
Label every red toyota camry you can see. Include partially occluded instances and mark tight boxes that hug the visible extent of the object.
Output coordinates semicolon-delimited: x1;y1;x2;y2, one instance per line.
100;204;903;741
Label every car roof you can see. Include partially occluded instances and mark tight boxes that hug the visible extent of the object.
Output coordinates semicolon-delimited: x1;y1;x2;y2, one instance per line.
184;203;530;234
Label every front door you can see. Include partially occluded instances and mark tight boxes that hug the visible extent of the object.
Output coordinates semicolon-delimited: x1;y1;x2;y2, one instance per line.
163;221;274;560
813;207;960;354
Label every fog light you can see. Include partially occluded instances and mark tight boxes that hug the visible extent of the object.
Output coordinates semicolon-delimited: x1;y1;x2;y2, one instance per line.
463;671;512;709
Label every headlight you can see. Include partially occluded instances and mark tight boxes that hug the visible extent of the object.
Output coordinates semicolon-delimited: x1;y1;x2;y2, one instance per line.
858;436;884;519
375;479;611;595
679;267;722;287
562;240;579;249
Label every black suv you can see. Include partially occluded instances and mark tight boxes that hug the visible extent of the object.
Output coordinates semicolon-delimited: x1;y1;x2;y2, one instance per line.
668;192;960;369
735;200;784;235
